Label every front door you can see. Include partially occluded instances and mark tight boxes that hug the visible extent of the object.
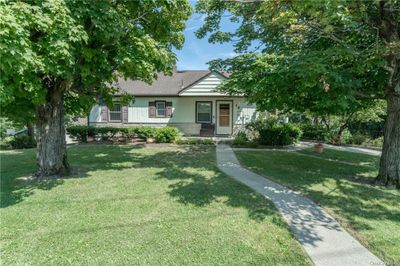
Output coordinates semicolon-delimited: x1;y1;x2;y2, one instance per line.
216;101;232;135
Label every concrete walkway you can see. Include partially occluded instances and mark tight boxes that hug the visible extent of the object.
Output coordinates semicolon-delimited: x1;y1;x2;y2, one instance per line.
232;141;382;157
216;144;383;266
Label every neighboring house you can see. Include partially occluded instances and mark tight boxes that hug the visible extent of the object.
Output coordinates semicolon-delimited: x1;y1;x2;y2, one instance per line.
89;69;258;136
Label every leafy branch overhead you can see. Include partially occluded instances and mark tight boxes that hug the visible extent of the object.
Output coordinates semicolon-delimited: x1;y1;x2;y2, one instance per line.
0;0;192;115
195;0;398;115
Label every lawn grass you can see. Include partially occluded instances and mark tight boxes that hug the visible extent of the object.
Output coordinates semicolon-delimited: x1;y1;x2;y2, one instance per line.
235;148;400;264
1;144;310;265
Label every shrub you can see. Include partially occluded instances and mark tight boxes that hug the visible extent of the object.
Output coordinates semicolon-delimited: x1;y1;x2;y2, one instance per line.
119;127;133;139
350;132;368;145
325;129;352;145
155;127;180;143
299;124;328;141
95;127;120;141
9;135;36;149
233;131;249;145
0;136;12;149
370;136;384;147
259;124;302;146
66;125;92;142
135;127;157;139
66;125;181;143
246;117;277;132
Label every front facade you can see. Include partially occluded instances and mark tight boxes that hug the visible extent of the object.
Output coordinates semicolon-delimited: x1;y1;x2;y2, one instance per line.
89;70;257;136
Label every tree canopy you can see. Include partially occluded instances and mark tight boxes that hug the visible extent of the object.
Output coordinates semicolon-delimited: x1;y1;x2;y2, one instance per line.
0;0;191;115
195;0;397;116
0;0;191;176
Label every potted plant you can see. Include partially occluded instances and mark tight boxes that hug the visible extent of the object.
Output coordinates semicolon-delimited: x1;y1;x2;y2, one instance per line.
314;143;324;153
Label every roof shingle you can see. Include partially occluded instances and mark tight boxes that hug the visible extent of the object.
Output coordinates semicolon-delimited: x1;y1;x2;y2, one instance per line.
114;70;212;96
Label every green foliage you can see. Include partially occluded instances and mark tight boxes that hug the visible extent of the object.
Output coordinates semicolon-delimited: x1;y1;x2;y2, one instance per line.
350;132;368;145
0;136;12;149
0;0;191;119
9;135;36;149
66;126;180;143
299;124;328;141
370;136;384;148
246;117;278;133
0;117;14;139
135;127;157;139
259;124;302;146
246;117;302;146
195;1;397;117
155;127;180;143
95;127;119;141
66;125;91;142
233;131;249;146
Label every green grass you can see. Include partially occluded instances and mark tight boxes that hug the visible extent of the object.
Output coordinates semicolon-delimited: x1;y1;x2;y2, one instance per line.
1;145;310;265
235;148;400;264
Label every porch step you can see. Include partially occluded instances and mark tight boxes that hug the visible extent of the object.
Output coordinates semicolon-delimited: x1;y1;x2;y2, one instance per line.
200;123;215;137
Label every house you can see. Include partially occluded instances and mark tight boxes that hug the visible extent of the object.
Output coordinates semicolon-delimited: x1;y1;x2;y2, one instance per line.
88;69;258;136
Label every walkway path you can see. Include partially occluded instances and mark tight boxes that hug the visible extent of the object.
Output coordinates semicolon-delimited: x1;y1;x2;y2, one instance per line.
232;141;382;157
216;144;383;266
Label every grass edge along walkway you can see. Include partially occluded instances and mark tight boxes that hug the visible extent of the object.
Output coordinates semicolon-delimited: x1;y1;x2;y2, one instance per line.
216;144;383;266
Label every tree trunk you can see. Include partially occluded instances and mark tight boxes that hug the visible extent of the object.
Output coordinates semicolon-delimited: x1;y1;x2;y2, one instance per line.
35;86;69;177
377;92;400;188
374;0;400;188
27;122;35;143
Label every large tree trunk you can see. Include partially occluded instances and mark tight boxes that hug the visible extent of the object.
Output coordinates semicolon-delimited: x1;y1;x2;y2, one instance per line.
377;91;400;188
35;86;69;177
375;0;400;188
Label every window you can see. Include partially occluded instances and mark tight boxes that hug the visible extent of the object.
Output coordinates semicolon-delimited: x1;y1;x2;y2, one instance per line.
109;103;122;121
196;101;212;123
156;101;166;117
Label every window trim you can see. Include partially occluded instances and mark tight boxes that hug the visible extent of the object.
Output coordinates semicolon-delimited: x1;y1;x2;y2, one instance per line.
195;101;213;124
109;102;122;122
155;101;167;118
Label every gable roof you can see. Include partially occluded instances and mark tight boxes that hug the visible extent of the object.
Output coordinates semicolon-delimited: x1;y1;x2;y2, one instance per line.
113;70;228;96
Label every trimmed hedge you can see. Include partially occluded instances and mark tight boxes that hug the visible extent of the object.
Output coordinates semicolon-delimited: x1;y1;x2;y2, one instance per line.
299;124;328;141
66;126;179;143
246;117;302;146
259;124;302;146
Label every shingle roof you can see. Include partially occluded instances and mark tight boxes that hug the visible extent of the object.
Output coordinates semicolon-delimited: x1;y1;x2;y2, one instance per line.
114;70;228;96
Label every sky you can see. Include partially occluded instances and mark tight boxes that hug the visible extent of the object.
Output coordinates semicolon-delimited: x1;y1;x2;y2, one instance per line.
174;1;239;70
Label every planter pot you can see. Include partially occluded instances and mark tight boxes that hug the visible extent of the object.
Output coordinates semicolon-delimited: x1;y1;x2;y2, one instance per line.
314;143;324;154
87;136;94;143
146;137;155;144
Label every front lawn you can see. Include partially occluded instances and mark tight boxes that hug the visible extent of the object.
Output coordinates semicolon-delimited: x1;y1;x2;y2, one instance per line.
1;145;310;265
235;148;400;264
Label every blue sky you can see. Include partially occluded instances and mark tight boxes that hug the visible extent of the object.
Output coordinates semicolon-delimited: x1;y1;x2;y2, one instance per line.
174;1;238;70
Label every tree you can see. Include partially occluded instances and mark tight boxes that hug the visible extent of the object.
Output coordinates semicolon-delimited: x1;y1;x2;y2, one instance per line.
195;0;399;187
0;0;191;176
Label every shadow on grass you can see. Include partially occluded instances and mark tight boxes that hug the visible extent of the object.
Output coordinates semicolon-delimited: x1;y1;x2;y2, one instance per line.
236;150;400;232
1;144;277;223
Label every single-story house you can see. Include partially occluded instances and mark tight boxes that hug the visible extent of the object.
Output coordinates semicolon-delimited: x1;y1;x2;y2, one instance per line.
89;69;258;136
